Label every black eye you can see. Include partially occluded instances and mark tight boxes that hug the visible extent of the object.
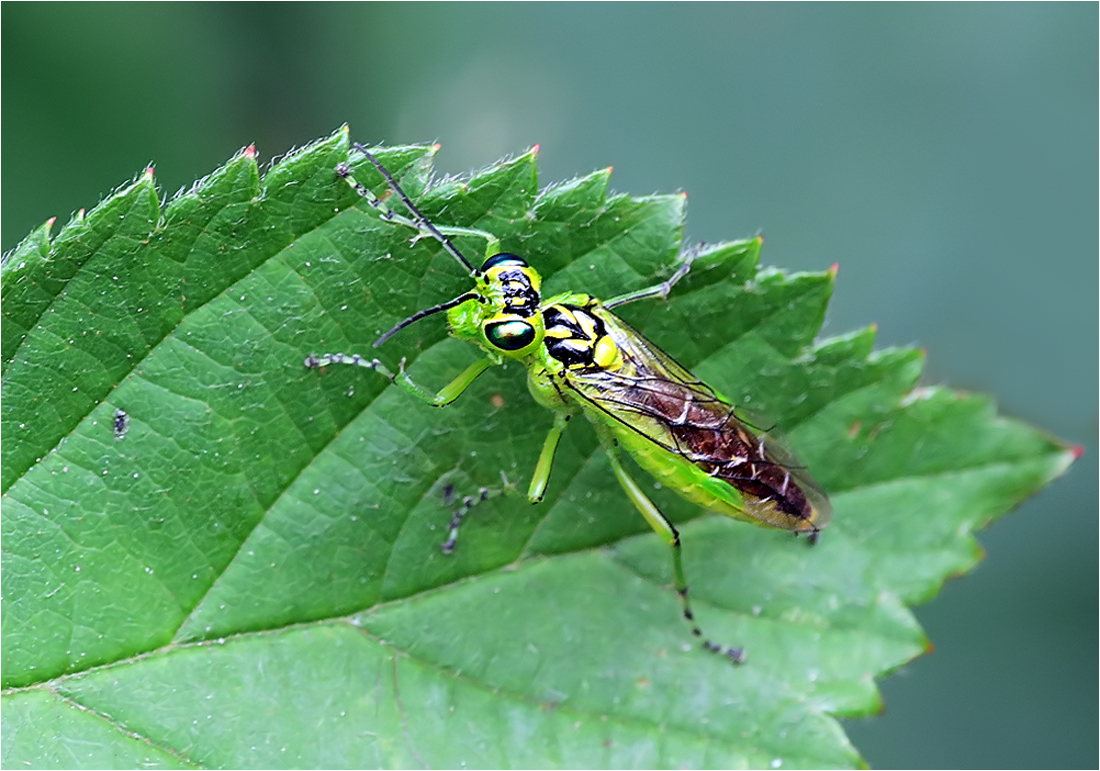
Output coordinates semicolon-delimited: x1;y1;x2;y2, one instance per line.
485;320;536;351
482;253;528;271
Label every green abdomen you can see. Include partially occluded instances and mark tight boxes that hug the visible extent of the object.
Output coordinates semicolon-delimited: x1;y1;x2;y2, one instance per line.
604;418;760;526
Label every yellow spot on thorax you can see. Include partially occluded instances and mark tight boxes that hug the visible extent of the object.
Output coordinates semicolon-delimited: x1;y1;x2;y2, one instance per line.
593;335;623;370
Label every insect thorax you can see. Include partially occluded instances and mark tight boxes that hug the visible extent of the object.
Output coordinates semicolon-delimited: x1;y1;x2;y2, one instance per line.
541;301;623;371
524;297;623;412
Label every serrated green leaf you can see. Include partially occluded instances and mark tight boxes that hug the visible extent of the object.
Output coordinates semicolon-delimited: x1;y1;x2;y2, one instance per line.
1;128;1076;769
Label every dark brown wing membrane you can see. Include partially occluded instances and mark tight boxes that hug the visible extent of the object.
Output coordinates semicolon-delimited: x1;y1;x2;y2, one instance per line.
564;308;831;530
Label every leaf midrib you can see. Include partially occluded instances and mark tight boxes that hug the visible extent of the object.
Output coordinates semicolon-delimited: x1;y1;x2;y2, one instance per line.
9;451;1033;692
17;614;847;769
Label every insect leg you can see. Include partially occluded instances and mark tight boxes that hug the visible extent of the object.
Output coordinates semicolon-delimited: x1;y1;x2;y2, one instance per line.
304;353;494;407
602;444;745;664
603;245;700;309
528;412;572;503
441;471;518;554
337;147;501;270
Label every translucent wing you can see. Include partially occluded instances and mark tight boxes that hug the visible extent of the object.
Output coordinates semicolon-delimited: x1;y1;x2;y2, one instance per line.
562;307;832;532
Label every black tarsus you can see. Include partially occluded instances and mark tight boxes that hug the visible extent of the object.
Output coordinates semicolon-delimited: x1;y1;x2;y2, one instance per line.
441;487;490;555
348;142;481;277
669;529;746;664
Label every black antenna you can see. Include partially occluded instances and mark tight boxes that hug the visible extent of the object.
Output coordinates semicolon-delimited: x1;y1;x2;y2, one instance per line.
374;292;481;348
352;142;480;277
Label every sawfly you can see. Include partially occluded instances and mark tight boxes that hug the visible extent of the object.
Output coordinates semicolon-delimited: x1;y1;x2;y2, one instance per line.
306;144;832;663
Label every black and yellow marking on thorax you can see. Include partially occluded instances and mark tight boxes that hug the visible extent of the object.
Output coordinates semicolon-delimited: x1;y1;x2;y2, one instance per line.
543;304;624;371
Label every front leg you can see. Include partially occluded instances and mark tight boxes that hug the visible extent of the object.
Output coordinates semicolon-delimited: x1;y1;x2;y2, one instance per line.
304;353;494;407
337;149;501;267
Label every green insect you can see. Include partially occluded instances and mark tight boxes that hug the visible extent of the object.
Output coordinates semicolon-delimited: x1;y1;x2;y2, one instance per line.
306;144;832;663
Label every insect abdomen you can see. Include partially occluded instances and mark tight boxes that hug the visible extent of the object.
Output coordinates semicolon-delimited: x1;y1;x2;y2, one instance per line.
608;414;826;534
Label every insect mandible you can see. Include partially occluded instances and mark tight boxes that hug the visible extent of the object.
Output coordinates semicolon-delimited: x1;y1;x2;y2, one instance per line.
305;143;832;663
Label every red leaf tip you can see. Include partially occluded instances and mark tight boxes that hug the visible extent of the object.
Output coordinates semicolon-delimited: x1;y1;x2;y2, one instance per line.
243;144;256;158
531;143;540;155
829;262;840;277
1072;444;1085;459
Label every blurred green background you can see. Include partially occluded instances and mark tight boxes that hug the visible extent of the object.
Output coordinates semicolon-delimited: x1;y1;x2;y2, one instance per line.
3;4;1095;768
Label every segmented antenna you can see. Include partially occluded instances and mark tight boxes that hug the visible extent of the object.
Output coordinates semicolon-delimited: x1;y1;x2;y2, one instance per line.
374;292;481;348
351;142;480;276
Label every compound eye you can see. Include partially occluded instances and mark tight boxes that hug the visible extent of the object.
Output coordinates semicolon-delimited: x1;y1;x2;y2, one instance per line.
485;319;536;351
482;253;528;271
